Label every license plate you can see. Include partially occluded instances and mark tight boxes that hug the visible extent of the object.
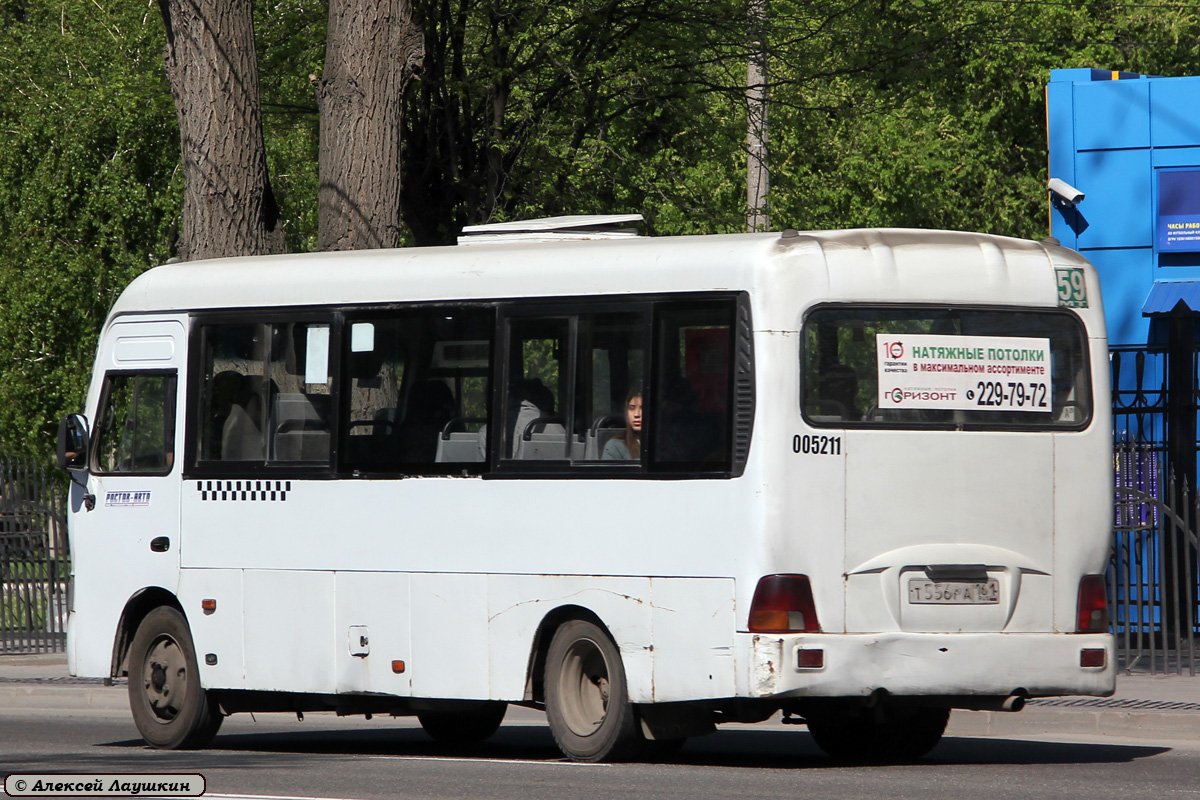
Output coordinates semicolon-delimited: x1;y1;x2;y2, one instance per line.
907;578;999;604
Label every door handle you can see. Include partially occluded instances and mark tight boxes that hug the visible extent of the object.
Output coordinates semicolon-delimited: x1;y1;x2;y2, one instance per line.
150;537;170;553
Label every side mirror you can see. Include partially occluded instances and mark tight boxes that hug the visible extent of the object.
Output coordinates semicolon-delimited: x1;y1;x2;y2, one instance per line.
57;414;90;471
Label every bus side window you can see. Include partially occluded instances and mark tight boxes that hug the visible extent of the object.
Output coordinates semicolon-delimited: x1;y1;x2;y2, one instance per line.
198;324;266;463
268;322;332;462
196;320;333;466
576;312;646;463
503;318;569;461
650;301;734;470
341;309;492;473
501;311;649;465
93;372;177;474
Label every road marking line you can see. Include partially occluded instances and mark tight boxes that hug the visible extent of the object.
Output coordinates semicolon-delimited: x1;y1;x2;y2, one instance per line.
362;756;608;766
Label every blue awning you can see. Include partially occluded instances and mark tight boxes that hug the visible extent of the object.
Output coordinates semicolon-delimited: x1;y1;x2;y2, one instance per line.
1142;281;1200;315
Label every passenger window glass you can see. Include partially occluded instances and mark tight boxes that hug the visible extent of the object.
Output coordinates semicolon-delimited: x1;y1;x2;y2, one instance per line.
578;314;646;463
503;319;569;460
93;373;176;474
650;302;734;470
341;309;492;472
198;324;265;462
268;322;332;462
344;319;405;465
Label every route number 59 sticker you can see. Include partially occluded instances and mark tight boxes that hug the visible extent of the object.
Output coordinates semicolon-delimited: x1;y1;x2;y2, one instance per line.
1056;268;1088;308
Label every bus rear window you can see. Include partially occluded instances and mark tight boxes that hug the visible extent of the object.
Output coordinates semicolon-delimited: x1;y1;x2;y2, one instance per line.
801;306;1091;430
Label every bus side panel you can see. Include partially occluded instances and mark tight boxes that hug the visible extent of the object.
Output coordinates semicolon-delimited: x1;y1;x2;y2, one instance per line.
648;577;736;702
335;571;412;696
752;327;848;639
1052;337;1114;634
243;569;335;693
486;576;653;703
180;567;244;690
411;573;489;700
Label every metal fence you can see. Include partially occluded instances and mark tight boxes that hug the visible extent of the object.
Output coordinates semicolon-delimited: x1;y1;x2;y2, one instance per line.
0;456;68;654
1112;440;1200;675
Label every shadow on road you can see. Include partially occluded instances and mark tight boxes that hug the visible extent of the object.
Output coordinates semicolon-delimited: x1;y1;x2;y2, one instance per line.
95;725;1172;770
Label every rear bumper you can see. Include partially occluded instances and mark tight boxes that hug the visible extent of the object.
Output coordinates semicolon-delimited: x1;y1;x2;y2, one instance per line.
746;631;1116;701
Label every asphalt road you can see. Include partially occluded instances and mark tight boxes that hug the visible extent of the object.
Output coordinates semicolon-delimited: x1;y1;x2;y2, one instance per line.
2;706;1199;800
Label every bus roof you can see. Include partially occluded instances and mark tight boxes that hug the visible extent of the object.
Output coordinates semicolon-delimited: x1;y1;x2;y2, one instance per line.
108;228;1085;319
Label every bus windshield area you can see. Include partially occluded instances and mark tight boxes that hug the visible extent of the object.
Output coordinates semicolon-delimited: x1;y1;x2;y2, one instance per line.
802;306;1092;430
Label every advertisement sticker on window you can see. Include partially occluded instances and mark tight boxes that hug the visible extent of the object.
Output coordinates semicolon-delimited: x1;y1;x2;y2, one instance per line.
877;334;1052;412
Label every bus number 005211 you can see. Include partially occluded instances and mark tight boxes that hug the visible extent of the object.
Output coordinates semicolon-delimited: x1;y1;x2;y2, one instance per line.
793;434;842;456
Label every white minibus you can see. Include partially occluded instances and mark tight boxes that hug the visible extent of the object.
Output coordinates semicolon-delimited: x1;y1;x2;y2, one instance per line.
58;219;1114;762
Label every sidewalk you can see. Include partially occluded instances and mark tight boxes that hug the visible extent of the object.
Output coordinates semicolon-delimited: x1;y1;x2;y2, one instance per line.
2;653;1197;743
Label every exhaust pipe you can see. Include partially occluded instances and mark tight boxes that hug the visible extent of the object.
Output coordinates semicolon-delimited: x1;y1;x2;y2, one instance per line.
1001;694;1026;712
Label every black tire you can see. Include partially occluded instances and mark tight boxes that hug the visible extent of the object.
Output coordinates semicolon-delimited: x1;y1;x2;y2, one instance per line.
127;606;222;749
805;703;948;763
417;702;507;744
544;619;638;762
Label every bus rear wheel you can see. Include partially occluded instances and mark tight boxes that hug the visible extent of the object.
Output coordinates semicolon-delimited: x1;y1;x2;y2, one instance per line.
805;702;948;762
127;606;222;749
417;702;507;744
544;619;637;762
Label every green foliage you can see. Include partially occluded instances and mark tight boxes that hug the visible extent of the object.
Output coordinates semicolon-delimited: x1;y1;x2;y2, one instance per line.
0;1;179;459
770;0;1200;237
3;0;1200;462
402;0;753;241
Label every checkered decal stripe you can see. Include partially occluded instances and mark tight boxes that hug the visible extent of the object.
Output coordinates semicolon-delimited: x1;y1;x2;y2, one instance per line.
196;480;291;502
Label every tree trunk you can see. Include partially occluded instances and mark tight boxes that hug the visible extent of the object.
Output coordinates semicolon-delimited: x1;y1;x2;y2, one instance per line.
318;0;424;251
158;0;285;260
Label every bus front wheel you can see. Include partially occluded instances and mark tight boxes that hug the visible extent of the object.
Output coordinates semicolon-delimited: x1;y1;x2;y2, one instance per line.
127;606;222;749
805;702;948;762
544;619;637;762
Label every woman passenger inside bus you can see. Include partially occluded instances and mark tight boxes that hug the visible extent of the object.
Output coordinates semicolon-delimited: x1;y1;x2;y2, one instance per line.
602;387;643;460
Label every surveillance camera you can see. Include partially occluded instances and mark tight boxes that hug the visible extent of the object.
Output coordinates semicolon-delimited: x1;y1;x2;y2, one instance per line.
1048;178;1084;206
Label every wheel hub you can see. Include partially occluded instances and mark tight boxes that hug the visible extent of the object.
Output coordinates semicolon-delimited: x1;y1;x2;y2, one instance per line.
143;636;186;723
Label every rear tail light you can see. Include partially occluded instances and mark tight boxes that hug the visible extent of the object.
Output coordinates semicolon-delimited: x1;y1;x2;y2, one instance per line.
1076;574;1109;633
749;574;820;633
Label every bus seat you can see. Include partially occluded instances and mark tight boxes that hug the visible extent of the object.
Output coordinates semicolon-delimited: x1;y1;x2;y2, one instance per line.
435;417;486;463
584;414;623;460
272;392;331;461
569;437;587;460
515;417;567;459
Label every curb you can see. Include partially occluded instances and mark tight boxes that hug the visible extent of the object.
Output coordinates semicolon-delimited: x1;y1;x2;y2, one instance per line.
0;682;129;711
947;706;1200;743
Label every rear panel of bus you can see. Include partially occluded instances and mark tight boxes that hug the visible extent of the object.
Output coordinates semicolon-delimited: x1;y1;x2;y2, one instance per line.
750;231;1114;701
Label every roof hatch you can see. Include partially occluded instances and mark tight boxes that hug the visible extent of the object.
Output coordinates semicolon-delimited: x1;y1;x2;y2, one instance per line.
457;214;643;245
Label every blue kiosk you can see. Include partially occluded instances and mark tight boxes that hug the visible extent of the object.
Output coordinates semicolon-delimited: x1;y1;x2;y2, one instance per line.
1047;68;1200;670
1048;68;1200;481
